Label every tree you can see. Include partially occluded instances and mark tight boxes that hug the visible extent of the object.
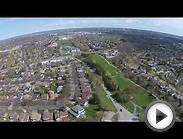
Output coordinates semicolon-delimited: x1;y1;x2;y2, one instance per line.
112;91;129;104
88;93;98;105
50;80;58;93
103;74;117;92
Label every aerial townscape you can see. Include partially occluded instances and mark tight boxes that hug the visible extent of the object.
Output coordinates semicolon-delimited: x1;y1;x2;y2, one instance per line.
0;27;183;122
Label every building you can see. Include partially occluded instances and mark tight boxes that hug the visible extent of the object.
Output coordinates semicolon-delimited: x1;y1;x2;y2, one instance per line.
55;111;69;122
104;49;119;58
19;112;30;122
30;111;41;122
42;110;53;121
68;105;85;118
57;85;63;94
8;111;19;122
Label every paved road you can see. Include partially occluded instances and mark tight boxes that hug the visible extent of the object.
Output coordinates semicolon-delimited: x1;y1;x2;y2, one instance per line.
102;84;139;122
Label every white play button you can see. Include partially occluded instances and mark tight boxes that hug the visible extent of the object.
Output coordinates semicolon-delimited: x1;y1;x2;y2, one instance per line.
144;100;176;132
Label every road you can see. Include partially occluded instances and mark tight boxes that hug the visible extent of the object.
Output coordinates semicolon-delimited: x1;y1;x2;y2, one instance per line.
102;84;139;122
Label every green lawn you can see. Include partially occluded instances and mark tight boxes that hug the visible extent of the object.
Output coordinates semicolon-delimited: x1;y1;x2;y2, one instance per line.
95;86;116;112
113;75;131;89
89;54;120;76
133;92;154;108
85;104;99;117
124;102;134;113
85;53;154;114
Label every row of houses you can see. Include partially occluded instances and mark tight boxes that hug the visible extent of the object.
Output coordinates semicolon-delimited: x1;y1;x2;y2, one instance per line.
0;109;69;122
76;64;92;107
68;63;92;118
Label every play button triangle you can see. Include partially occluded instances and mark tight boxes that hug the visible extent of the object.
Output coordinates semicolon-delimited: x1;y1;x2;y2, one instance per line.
156;109;167;124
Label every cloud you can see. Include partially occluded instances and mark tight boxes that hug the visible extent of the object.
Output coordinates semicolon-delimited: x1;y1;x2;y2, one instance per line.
0;18;21;22
21;18;183;36
123;18;142;24
154;18;183;29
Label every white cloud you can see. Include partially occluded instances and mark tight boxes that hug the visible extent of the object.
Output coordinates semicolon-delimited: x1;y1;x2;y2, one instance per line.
27;18;183;36
156;18;183;29
123;18;142;24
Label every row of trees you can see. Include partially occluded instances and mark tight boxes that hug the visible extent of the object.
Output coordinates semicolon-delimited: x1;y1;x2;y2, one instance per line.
103;74;117;92
88;92;113;111
84;57;118;92
85;55;130;105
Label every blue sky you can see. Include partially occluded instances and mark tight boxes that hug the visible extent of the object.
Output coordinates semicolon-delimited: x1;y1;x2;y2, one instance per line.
1;18;183;40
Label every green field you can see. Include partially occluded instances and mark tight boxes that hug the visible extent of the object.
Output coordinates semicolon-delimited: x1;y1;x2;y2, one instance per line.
90;54;120;76
85;53;154;115
77;105;103;122
124;102;134;112
85;104;99;117
95;86;116;112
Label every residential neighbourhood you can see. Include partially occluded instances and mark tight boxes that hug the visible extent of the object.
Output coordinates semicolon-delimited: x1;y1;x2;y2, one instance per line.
0;27;183;122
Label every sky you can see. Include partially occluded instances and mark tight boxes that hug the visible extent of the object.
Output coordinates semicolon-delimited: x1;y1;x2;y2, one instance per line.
1;18;183;40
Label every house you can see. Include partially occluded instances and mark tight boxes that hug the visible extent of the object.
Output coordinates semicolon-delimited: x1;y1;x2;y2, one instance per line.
19;112;30;122
62;117;70;122
104;49;119;58
0;110;6;121
55;111;69;122
8;111;19;122
79;99;88;107
42;110;53;122
23;83;32;93
1;112;8;121
30;111;41;122
57;85;63;94
68;105;85;118
59;111;68;118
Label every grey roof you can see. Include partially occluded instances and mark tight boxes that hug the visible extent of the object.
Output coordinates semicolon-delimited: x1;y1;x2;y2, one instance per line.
42;111;53;121
71;105;84;113
19;113;30;122
68;110;79;118
57;85;63;93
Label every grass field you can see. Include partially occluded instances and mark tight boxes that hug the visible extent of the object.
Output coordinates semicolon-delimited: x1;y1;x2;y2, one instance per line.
89;54;120;76
85;104;99;117
95;86;116;112
124;102;134;113
85;53;154;114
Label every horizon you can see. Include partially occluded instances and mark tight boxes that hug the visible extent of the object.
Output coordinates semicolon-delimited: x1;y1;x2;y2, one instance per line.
1;18;183;41
1;27;183;42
